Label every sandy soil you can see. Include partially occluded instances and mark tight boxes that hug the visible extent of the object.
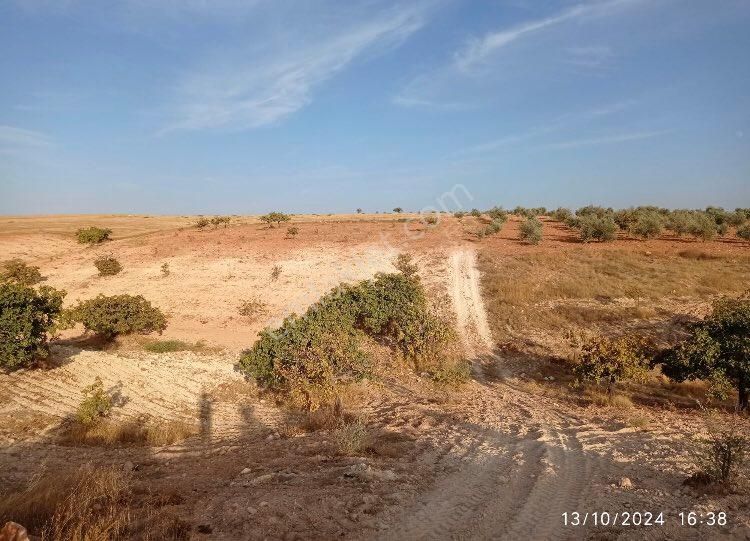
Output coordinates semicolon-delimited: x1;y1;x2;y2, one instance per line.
1;215;749;540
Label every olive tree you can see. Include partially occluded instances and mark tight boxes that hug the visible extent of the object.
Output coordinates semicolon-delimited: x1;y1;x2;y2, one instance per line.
662;296;750;410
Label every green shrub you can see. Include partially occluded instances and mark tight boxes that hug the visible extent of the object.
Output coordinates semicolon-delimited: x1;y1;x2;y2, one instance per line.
429;360;471;386
453;211;466;219
717;222;729;236
550;207;572;222
613;208;638;231
579;215;618;242
66;294;167;339
470;209;482;218
260;211;291;227
195;217;210;229
662;295;750;410
0;259;43;285
77;377;112;426
286;226;299;238
0;283;65;371
688;213;717;241
576;205;612;219
238;272;453;409
93;256;122;277
629;211;664;239
76;227;112;245
574;335;652;395
666;210;694;236
392;207;403;213
725;211;746;227
690;417;747;486
486;207;508;222
737;223;750;241
210;216;231;228
518;217;543;245
160;262;170;277
394;253;418;277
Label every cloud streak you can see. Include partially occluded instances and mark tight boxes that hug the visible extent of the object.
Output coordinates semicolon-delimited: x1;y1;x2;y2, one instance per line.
162;4;428;133
541;130;668;149
0;125;52;148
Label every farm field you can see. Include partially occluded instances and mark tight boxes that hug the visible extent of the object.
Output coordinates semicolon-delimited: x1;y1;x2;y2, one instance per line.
1;212;749;540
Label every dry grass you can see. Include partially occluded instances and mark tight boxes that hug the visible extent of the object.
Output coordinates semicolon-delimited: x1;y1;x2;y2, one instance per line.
0;466;131;540
334;419;369;455
478;249;750;343
60;415;197;447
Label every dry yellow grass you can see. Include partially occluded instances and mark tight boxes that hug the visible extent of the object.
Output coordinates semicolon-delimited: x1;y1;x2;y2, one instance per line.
60;416;197;447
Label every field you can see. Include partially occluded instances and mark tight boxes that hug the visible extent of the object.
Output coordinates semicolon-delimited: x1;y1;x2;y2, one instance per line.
1;213;749;540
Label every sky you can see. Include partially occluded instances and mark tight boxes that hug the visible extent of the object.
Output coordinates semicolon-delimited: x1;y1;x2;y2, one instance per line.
1;0;749;215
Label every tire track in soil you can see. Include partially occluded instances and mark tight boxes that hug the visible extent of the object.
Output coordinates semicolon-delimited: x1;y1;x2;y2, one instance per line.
378;248;599;540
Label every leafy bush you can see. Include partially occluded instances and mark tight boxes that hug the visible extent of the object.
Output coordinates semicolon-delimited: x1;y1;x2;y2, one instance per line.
613;208;638;231
77;377;112;426
425;215;438;225
688;213;717;241
394;253;418;277
725;211;746;227
392;207;403;213
576;205;612;219
578;215;618;242
629;211;664;239
486;207;508;222
666;210;694;237
574;335;653;395
260;211;291;227
0;283;65;371
76;227;112;245
690;419;747;485
550;207;572;221
662;295;750;410
0;259;43;285
160;262;170;277
736;223;750;241
271;265;282;280
453;211;466;219
66;294;167;339
238;271;453;409
286;226;299;238
470;208;482;217
195;217;210;229
93;255;122;276
518;217;542;245
210;216;231;228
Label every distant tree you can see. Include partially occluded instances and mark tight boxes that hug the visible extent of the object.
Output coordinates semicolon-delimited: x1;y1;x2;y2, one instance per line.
550;207;572;222
688;213;718;241
260;212;291;228
393;207;403;213
629;211;664;239
737;223;750;241
662;295;750;410
518;217;543;245
356;208;363;214
579;216;618;242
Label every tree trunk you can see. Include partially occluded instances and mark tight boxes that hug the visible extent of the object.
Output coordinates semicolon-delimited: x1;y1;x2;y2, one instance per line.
738;381;748;412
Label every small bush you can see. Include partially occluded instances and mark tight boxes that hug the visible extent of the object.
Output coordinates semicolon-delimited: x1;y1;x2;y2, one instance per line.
210;216;231;228
518;217;542;245
334;419;369;455
195;217;210;229
425;215;438;226
160;262;170;277
453;211;466;219
470;209;481;217
392;207;403;213
0;283;65;371
394;253;418;277
428;359;471;386
238;298;268;320
94;255;122;276
0;259;44;285
65;294;167;339
77;377;112;426
691;417;747;486
286;226;299;238
550;207;572;222
486;207;508;222
76;226;112;244
578;215;618;242
736;223;750;241
629;211;663;239
688;213;718;241
271;265;282;281
573;335;652;394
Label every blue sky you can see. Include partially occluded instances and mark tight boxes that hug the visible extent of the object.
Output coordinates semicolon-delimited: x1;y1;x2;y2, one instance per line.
1;0;749;215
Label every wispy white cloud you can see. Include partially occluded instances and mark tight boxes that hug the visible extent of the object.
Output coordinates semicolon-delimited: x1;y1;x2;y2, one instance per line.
161;4;429;133
0;125;52;148
454;100;639;156
541;129;668;149
454;0;641;72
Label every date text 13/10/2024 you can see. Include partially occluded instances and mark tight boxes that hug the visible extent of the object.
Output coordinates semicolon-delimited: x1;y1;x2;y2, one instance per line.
561;511;728;527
